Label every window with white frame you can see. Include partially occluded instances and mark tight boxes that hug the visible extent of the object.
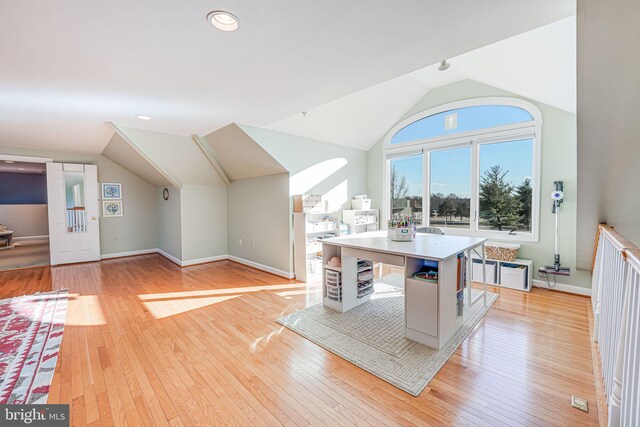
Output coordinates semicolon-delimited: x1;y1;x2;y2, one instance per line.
384;98;541;242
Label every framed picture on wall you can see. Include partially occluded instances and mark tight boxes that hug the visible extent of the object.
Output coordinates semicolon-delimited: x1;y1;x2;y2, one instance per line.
102;200;123;217
102;183;122;199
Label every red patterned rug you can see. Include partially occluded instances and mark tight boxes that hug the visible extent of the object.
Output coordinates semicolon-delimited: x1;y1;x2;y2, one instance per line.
0;290;68;404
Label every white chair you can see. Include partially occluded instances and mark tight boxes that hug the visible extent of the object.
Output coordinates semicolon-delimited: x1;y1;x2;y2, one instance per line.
416;226;444;235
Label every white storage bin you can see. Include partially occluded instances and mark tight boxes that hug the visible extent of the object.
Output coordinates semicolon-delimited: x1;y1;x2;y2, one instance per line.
471;259;497;284
351;198;371;210
500;263;528;290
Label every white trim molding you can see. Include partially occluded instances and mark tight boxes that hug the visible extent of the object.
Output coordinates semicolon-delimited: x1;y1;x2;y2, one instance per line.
101;248;158;260
532;279;591;296
156;249;183;266
181;254;228;267
228;255;295;279
14;235;49;241
99;249;295;279
0;154;53;163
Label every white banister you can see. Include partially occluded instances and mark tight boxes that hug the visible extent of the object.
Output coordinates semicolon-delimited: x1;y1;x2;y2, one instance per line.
590;225;640;427
609;250;640;427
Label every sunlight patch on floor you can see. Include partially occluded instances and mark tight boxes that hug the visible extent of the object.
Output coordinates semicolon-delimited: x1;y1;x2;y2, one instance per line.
65;294;106;326
142;295;240;319
137;283;307;300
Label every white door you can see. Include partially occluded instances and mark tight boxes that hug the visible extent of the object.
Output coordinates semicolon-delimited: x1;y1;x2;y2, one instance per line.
46;163;101;265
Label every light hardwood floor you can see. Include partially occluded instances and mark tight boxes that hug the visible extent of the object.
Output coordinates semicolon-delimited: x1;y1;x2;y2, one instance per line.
0;255;599;426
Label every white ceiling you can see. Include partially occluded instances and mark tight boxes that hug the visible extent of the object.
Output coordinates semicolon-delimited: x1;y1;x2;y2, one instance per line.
0;1;575;154
267;16;577;150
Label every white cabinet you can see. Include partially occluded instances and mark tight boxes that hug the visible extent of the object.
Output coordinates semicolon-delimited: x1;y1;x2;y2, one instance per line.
342;209;379;235
405;278;438;337
293;211;341;282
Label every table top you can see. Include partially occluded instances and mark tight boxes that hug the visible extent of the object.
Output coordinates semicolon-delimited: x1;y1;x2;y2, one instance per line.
323;231;486;260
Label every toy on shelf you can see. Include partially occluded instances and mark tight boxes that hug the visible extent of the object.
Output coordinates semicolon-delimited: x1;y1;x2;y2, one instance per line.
387;217;417;242
413;270;438;283
328;256;341;268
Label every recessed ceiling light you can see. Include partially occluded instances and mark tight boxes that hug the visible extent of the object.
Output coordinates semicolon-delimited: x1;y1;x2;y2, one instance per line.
136;115;152;121
438;60;451;71
207;10;239;32
4;160;14;164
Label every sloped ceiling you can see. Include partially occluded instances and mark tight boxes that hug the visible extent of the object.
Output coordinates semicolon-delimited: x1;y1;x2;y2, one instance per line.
103;124;226;187
102;131;173;187
0;0;575;154
266;16;576;150
203;124;287;181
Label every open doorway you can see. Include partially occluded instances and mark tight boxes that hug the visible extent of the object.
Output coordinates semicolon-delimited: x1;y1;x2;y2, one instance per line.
0;160;50;270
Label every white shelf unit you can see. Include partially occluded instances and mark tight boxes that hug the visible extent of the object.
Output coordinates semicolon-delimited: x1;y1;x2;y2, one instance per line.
293;211;342;282
471;256;533;292
342;209;379;234
321;244;375;311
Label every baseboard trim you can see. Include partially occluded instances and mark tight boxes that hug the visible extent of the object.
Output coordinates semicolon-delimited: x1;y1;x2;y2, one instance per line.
156;249;183;266
532;279;592;296
227;255;295;279
14;235;49;241
181;255;228;267
98;249;294;278
101;249;158;260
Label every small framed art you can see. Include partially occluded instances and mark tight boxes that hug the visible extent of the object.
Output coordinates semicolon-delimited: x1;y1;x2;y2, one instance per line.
102;183;122;199
102;200;123;217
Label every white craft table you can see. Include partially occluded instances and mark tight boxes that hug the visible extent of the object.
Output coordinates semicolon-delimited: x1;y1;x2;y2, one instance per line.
321;231;488;349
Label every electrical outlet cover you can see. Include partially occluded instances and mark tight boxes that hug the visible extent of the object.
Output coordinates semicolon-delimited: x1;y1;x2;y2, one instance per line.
571;395;588;412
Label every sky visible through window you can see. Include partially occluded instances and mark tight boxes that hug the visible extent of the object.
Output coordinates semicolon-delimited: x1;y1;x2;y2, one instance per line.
392;105;534;198
391;105;533;145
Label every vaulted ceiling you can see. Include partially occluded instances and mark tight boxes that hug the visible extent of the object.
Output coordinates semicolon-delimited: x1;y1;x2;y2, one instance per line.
0;0;575;154
267;16;577;150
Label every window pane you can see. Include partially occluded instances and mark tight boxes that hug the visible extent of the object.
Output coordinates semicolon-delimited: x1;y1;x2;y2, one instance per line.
390;155;422;224
391;105;533;145
429;147;471;229
479;139;533;233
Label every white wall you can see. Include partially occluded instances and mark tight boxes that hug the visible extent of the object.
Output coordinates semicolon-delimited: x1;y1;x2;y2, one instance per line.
0;145;160;256
0;205;49;237
576;0;640;267
157;186;182;260
227;173;291;273
180;184;228;262
237;126;369;276
368;80;589;288
97;156;158;255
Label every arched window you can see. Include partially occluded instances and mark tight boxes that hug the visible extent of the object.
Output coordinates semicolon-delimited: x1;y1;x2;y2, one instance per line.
384;98;541;242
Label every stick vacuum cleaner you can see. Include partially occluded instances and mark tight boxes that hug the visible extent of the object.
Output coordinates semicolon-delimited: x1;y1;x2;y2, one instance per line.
541;181;571;277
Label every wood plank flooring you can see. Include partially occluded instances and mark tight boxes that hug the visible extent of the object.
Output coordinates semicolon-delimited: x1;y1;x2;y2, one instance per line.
0;255;599;426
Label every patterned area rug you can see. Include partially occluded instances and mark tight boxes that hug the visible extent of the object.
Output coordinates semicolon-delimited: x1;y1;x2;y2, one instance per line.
277;283;498;396
0;290;68;404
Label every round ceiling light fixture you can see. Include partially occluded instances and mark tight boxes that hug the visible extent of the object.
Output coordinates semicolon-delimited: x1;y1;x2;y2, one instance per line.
437;60;451;71
207;10;239;32
136;115;152;121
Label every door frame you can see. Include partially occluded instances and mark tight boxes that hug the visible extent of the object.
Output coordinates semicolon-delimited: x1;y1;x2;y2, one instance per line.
0;154;54;264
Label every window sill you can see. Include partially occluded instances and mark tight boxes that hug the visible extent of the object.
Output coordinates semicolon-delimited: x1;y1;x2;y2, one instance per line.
434;227;539;244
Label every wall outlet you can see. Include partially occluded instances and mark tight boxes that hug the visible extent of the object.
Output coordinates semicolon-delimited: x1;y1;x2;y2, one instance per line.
238;238;243;246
